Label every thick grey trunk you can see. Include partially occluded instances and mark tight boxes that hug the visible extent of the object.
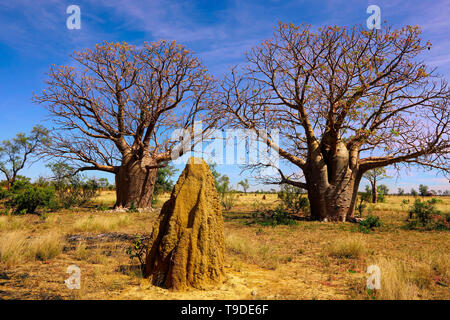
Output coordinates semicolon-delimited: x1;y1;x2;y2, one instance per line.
114;159;158;209
305;139;361;221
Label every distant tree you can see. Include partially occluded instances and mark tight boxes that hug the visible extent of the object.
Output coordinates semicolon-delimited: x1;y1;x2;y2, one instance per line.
419;184;429;196
378;184;389;196
97;178;109;189
208;163;235;210
238;179;250;193
154;163;178;195
377;184;389;202
398;188;405;195
46;161;99;208
411;188;419;197
362;185;373;202
0;126;49;190
443;190;450;196
363;168;390;203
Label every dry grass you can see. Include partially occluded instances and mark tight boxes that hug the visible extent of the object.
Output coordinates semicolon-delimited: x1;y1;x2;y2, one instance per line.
71;214;131;233
29;232;63;261
225;233;280;270
0;231;63;266
0;193;448;300
0;231;29;266
327;236;366;259
0;215;26;231
370;258;420;300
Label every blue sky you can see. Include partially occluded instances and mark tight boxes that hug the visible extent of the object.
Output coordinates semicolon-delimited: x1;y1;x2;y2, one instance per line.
0;0;449;192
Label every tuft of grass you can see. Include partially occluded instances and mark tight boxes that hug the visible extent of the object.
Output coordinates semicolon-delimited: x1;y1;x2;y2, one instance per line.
327;236;366;259
72;214;131;233
0;216;26;231
225;233;279;269
74;242;90;261
371;258;420;300
29;232;63;261
430;253;449;284
0;232;29;266
0;231;63;266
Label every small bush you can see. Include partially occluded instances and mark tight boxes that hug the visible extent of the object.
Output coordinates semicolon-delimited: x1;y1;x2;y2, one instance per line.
358;215;382;233
221;193;236;211
127;201;139;213
405;199;449;230
126;235;147;272
10;185;55;215
277;184;309;215
96;202;109;211
254;206;298;226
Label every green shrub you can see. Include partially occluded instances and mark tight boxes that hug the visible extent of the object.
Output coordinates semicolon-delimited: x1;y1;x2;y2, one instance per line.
127;201;139;213
10;185;55;215
221;192;236;211
126;235;147;272
405;199;449;230
428;198;443;204
277;184;309;215
257;207;298;227
96;202;109;211
46;162;100;209
0;188;9;200
358;214;382;233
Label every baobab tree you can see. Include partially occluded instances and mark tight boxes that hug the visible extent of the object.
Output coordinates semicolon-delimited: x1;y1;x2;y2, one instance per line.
219;23;449;221
35;41;217;208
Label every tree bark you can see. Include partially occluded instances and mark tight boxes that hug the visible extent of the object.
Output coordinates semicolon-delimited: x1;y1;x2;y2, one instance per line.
304;140;362;221
371;179;378;203
305;169;361;221
114;159;158;209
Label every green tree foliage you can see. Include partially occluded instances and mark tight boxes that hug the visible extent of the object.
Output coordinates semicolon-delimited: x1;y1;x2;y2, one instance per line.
0;126;50;189
377;184;389;203
406;199;449;230
356;186;372;217
154;164;177;195
238;179;250;193
2;177;56;215
46;162;100;208
10;184;55;215
363;168;391;203
277;184;309;215
419;184;429;196
209;163;235;211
